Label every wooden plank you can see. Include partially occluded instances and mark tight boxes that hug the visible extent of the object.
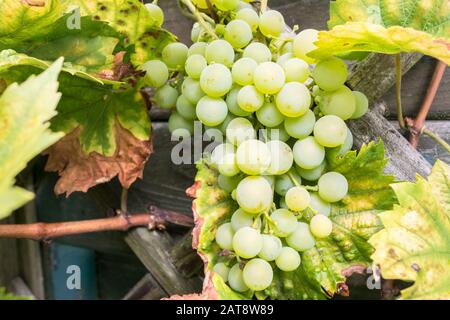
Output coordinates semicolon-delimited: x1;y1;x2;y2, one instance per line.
122;273;166;300
8;277;35;299
125;228;202;296
390;120;450;165
0;217;19;288
15;175;45;299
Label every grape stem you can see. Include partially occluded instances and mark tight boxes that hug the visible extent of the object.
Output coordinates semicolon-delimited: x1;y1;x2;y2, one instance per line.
181;0;219;39
287;171;300;187
395;54;406;129
304;185;319;192
152;0;158;4
260;0;268;13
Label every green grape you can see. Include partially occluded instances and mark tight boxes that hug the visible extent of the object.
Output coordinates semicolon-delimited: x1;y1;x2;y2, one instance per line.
188;41;207;56
213;262;230;282
176;95;196;120
154;84;178;109
266;140;293;175
205;39;235;67
258;235;282;261
211;143;235;168
327;128;353;158
191;22;202;42
275;82;311;117
243;258;273;291
318;86;356;120
310;214;333;238
218;113;236;135
192;0;209;9
185;54;207;80
285;186;310;211
226;86;252;117
238;0;253;9
232;58;257;86
196;96;228;126
286;222;315;251
270;208;297;237
313;115;348;148
200;63;233;97
293;136;325;169
263;175;275;188
162;42;188;70
228;263;249;292
236;139;271;175
309;192;331;216
142;60;168;88
243;42;272;63
232;226;263;259
313;57;348;91
226;117;255;146
182;77;205;104
225;19;253;49
282;58;310;83
292;137;325;169
236;176;273;214
218;151;239;177
275;247;301;272
296;160;326;181
318;172;348;202
259;10;284;38
280;41;293;55
231;208;259;231
292;29;318;64
276;53;293;67
144;3;164;27
218;174;241;193
284;109;315;139
214;0;239;11
350;91;369;119
168;112;194;138
256;101;284;127
264;124;290;142
236;8;259;32
215;222;234;250
274;170;301;196
279;197;288;209
254;62;286;94
237;85;264;112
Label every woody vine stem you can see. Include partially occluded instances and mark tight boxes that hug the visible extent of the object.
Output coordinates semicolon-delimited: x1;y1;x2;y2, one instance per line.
395;55;449;153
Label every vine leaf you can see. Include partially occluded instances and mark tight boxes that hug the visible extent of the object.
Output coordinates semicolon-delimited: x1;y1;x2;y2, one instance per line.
0;59;64;219
369;160;450;300
176;141;396;300
71;0;176;66
310;0;450;64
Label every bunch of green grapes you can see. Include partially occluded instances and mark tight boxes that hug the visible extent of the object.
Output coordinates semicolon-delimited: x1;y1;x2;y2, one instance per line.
141;1;369;294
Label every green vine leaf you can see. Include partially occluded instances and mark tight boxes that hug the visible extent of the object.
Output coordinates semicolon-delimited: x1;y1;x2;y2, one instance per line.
310;0;450;64
71;0;176;66
369;160;450;300
185;141;395;300
0;59;64;219
0;287;32;300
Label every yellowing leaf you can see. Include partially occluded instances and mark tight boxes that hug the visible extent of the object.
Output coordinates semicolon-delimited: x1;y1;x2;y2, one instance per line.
313;0;450;63
0;60;64;219
369;160;450;300
310;22;450;65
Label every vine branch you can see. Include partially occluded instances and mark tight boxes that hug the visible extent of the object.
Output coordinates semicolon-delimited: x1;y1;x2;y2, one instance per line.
406;60;447;148
395;54;405;129
0;206;193;241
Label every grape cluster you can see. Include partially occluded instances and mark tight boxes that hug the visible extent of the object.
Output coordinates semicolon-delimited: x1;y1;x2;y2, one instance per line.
142;1;369;294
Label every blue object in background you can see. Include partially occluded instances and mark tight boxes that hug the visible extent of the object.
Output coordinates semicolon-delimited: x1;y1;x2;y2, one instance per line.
47;243;97;300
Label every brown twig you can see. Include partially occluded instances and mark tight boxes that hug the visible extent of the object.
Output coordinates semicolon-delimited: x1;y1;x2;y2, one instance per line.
406;60;447;148
395;54;406;129
0;207;193;241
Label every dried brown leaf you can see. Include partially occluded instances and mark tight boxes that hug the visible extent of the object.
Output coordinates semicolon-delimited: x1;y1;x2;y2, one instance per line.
44;121;152;195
